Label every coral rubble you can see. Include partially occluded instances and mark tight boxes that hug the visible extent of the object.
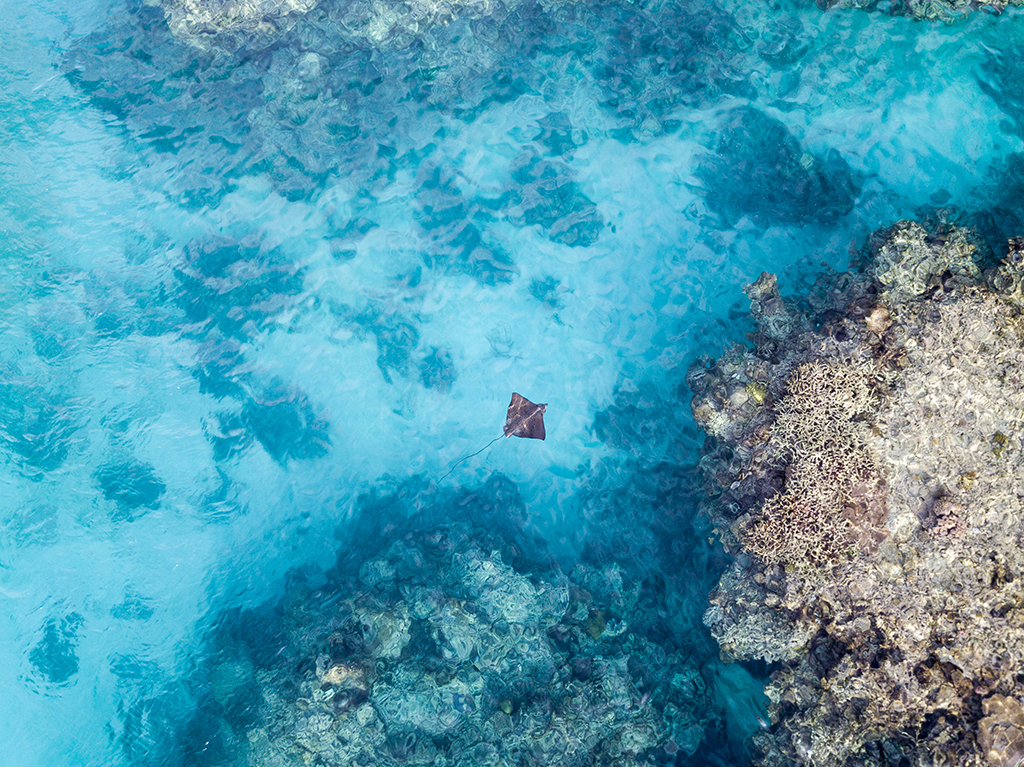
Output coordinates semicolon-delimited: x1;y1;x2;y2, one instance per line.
691;217;1024;765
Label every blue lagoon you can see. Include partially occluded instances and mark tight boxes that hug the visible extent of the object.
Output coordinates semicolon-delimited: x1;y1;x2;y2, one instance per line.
2;0;1024;764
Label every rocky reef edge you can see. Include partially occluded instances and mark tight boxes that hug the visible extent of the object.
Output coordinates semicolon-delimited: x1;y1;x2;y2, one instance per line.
691;217;1024;767
820;0;1022;22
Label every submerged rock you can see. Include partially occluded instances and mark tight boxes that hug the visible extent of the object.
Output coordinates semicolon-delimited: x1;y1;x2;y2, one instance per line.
691;215;1024;765
29;612;83;686
695;107;859;227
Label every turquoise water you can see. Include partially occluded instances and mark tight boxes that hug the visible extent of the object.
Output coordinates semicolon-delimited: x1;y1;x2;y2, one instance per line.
2;0;1023;764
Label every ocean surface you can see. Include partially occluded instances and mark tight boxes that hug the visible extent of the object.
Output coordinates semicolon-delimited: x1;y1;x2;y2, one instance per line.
2;0;1023;765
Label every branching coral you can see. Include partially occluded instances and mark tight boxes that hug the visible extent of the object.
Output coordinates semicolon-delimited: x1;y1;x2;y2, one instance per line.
743;362;881;572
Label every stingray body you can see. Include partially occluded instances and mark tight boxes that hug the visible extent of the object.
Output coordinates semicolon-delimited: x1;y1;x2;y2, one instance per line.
503;392;547;440
438;393;547;482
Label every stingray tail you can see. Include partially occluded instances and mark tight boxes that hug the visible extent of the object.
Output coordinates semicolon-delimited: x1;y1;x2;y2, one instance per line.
437;435;503;484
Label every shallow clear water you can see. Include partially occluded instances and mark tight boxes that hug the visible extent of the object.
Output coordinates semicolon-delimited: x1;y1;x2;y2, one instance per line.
2;0;1023;764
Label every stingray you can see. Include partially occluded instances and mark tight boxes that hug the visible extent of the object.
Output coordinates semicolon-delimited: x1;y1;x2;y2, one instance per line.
438;393;547;482
503;392;547;440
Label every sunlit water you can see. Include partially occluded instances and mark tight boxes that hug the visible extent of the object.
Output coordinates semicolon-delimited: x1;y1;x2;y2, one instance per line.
2;0;1023;764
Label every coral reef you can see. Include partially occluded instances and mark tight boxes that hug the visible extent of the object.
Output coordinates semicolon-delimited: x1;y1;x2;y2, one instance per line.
65;0;755;206
691;216;1024;765
155;0;522;53
820;0;1023;22
230;482;714;766
155;0;321;51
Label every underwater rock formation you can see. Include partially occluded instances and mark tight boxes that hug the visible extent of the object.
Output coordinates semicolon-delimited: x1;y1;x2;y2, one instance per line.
690;217;1024;765
695;107;860;227
234;486;713;766
156;0;522;53
66;0;755;207
820;0;1022;21
156;0;321;51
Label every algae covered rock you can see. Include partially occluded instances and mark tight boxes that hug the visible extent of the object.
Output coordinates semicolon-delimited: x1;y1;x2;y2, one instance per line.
691;215;1024;766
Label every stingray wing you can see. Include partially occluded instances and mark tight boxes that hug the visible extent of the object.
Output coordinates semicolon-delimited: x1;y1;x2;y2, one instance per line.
504;392;547;440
